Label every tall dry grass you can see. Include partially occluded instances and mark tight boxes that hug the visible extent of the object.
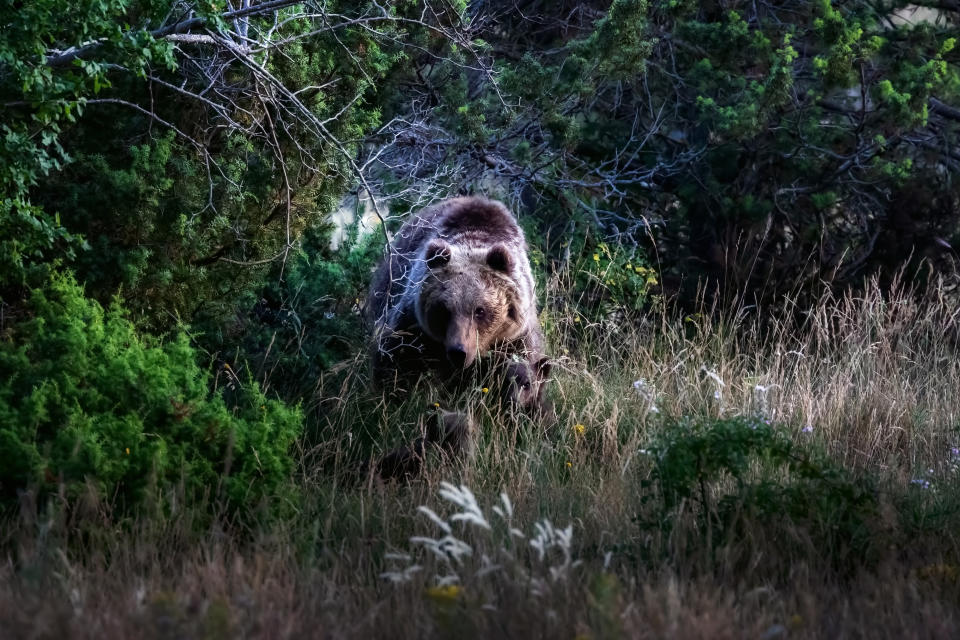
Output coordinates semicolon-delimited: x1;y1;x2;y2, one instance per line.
4;273;960;639
544;270;960;472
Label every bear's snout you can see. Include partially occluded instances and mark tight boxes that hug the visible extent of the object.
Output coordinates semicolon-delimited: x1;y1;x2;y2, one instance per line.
445;318;478;368
446;345;467;368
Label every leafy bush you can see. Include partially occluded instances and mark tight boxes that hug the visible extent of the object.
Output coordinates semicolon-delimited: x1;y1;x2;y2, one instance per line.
0;272;302;517
1;0;433;336
34;129;273;330
197;218;382;406
643;417;879;571
574;239;658;318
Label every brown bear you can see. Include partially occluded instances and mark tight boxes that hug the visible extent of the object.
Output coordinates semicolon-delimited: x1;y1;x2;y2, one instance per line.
371;357;556;483
500;356;557;428
374;409;474;482
366;196;544;382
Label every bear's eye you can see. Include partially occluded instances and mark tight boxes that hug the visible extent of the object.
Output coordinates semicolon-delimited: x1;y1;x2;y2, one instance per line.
474;307;485;320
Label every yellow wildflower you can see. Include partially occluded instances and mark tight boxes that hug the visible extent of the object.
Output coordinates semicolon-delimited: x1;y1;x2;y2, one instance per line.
224;363;231;370
433;402;440;408
566;461;572;468
592;253;600;262
916;564;960;582
125;447;130;455
426;584;463;602
626;263;632;270
573;424;585;435
481;387;489;394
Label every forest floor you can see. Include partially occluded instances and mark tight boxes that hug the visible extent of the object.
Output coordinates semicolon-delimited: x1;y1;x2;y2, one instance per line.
4;278;960;639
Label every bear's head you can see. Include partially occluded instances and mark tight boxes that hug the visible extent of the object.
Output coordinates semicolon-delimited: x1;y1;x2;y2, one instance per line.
415;238;525;369
502;356;552;411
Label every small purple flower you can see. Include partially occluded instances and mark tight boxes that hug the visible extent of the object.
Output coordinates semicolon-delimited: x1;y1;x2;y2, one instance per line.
951;447;960;457
911;478;932;490
801;425;813;434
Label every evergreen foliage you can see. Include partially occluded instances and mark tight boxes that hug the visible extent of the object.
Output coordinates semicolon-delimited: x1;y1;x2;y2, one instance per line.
643;416;879;570
0;273;301;516
381;0;960;303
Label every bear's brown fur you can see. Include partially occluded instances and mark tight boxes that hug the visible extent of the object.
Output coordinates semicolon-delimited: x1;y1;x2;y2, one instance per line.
365;197;552;482
371;357;557;483
366;196;544;381
374;409;474;482
501;356;557;428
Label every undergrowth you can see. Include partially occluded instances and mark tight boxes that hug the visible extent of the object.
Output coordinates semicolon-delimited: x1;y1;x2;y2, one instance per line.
0;272;302;520
3;270;960;638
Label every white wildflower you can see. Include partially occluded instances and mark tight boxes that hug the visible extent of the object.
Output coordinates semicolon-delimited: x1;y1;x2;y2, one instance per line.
380;564;422;583
701;366;725;387
417;505;452;534
439;482;491;530
385;481;579;597
491;492;513;520
436;574;460;586
475;554;503;578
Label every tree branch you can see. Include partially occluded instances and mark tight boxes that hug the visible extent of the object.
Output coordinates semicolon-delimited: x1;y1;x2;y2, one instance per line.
43;0;301;67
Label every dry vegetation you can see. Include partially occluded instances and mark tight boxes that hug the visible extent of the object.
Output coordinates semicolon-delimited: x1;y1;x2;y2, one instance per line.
4;273;960;639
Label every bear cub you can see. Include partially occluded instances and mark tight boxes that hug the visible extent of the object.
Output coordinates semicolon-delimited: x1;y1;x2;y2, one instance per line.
371;356;557;483
501;357;557;428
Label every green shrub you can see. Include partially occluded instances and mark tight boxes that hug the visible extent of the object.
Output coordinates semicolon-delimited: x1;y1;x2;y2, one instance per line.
197;218;382;406
575;240;658;318
642;416;879;571
0;272;302;517
543;222;658;323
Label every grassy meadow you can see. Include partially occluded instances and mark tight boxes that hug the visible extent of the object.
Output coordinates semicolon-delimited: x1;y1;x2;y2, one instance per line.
4;272;960;639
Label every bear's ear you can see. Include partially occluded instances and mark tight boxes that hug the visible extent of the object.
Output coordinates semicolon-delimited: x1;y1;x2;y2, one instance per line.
425;239;451;269
535;356;552;381
486;245;513;273
507;304;518;322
